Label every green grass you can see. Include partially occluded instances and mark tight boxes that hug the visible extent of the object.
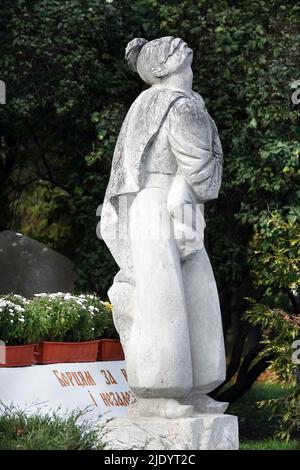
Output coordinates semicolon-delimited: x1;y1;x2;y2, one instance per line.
0;406;105;450
240;438;300;450
227;382;298;449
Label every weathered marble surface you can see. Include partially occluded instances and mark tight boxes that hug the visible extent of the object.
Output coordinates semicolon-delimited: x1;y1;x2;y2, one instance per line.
100;35;238;447
104;414;239;450
0;231;75;298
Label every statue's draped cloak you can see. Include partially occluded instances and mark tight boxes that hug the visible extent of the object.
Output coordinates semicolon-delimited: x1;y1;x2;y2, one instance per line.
105;88;185;202
101;87;185;277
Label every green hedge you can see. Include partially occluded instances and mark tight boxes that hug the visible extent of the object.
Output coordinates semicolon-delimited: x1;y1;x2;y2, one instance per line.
0;293;117;345
0;405;105;450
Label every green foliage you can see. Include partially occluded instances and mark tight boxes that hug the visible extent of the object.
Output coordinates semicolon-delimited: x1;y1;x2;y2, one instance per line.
87;104;125;167
240;438;300;450
14;182;76;257
228;382;294;443
0;293;117;344
249;211;300;292
245;302;300;440
0;405;105;450
0;295;46;345
28;293;116;342
245;301;299;383
262;390;300;441
0;0;143;295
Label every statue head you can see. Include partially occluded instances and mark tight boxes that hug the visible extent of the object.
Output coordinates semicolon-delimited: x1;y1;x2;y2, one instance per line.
125;36;193;87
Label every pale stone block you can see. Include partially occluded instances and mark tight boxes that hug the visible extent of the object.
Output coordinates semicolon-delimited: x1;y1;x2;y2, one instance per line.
104;414;239;450
0;230;75;298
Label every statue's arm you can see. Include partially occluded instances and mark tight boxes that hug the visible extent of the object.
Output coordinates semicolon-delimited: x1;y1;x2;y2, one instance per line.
168;99;223;202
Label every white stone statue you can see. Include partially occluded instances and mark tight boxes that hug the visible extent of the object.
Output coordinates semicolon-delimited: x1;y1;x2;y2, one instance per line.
100;36;238;449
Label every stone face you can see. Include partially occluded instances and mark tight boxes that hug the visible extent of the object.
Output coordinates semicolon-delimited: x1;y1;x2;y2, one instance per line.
0;231;75;298
104;414;239;450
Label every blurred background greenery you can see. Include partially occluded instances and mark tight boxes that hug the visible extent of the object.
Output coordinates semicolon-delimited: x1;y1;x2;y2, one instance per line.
0;0;299;409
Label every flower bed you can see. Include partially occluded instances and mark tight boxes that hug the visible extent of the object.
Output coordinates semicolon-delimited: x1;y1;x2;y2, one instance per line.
0;293;123;366
0;295;38;367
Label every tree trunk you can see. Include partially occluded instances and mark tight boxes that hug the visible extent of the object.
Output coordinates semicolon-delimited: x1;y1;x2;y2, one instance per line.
216;353;274;403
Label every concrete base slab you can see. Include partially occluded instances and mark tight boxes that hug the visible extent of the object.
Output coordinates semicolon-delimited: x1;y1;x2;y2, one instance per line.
103;413;239;450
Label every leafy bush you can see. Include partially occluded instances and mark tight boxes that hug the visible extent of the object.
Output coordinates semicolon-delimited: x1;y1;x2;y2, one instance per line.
0;295;46;345
249;211;300;294
30;293;117;342
243;207;300;440
245;302;300;440
0;293;117;344
0;405;105;450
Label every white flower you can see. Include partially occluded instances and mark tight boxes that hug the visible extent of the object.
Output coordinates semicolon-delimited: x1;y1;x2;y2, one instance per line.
14;305;25;313
13;294;27;301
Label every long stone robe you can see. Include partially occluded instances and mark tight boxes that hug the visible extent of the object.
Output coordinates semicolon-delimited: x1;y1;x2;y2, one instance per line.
101;86;225;398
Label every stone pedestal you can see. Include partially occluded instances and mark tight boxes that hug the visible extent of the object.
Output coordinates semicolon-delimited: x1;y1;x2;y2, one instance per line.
104;414;239;450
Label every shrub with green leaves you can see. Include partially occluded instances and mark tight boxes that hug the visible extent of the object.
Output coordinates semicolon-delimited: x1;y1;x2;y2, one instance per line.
0;293;117;344
30;293;117;342
0;295;45;345
0;405;105;450
243;207;300;439
249;211;300;294
245;302;300;440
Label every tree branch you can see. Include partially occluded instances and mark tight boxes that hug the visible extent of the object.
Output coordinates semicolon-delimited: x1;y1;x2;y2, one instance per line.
217;354;274;404
284;288;300;315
